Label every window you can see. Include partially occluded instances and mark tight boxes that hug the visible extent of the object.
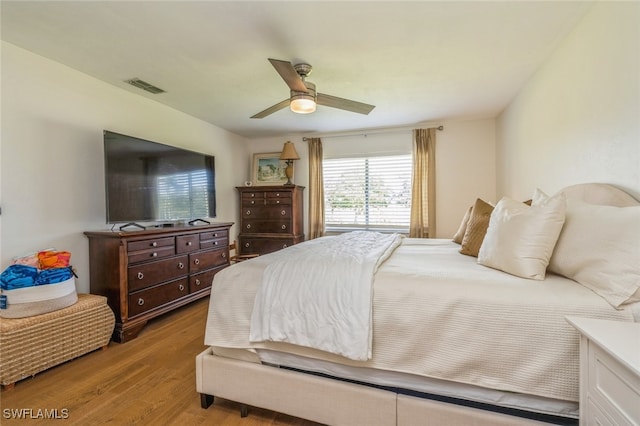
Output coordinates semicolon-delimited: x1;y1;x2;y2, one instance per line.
323;154;412;233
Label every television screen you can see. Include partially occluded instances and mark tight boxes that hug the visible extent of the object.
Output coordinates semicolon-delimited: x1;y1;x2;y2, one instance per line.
104;131;216;224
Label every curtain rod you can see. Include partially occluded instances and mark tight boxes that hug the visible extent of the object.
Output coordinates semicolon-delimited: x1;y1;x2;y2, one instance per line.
302;125;443;141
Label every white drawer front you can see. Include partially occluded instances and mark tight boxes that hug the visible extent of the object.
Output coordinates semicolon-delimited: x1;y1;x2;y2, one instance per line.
588;343;640;426
587;398;616;426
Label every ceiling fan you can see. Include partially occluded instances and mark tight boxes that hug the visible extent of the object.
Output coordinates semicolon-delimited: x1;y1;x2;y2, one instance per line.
250;58;376;119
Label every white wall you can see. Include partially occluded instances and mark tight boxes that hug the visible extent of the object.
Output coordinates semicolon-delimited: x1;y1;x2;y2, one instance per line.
435;119;496;236
496;2;639;200
0;42;249;292
246;118;496;239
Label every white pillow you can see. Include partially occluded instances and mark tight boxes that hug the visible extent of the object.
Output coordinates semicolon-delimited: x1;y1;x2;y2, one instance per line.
478;190;566;280
548;199;640;308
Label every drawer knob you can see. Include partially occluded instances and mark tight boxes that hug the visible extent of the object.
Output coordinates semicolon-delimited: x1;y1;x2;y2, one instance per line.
179;284;185;291
178;262;185;269
251;200;255;205
213;233;218;237
137;272;144;280
137;298;145;306
281;210;286;215
214;241;218;245
281;225;287;230
195;279;201;286
222;252;227;259
194;259;200;265
276;200;280;204
276;193;280;196
246;224;251;229
244;242;250;248
151;252;158;257
246;210;251;215
283;244;288;248
152;242;158;247
187;241;192;246
251;193;255;198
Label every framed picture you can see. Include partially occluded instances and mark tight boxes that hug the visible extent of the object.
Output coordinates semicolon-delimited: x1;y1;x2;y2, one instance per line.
252;152;290;186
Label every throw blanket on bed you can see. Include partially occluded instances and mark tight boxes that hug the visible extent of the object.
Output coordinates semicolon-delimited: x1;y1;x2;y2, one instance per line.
249;231;403;361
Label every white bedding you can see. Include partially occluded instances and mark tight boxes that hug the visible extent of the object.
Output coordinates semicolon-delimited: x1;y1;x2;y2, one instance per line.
249;231;402;361
204;237;636;403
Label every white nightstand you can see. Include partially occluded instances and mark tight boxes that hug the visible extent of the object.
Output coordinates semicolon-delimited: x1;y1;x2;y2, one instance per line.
566;316;640;426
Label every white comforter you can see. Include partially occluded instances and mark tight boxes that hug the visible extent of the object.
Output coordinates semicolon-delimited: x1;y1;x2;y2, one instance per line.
249;231;403;360
204;238;636;402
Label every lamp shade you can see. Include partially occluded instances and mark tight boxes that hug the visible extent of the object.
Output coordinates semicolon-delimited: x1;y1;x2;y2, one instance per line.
280;142;300;160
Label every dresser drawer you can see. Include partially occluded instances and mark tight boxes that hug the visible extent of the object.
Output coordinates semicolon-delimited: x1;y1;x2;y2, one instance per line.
199;228;229;249
266;191;291;200
266;197;292;206
242;191;266;200
587;399;616;426
199;229;228;242
588;342;639;425
242;198;262;207
200;237;227;250
242;220;292;233
189;248;228;273
176;234;200;253
243;206;292;220
128;255;188;292
189;266;224;293
128;278;189;318
128;245;176;263
128;237;175;252
240;237;295;255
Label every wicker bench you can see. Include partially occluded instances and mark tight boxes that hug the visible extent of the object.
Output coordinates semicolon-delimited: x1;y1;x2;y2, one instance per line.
0;293;115;389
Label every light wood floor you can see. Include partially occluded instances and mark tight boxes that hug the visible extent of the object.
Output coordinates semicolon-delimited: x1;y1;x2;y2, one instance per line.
0;297;322;425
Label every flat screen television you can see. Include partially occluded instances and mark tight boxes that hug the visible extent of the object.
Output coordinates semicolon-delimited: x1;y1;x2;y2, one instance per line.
103;130;216;226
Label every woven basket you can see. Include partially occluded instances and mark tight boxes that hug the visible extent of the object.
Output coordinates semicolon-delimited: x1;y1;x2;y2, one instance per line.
0;293;115;387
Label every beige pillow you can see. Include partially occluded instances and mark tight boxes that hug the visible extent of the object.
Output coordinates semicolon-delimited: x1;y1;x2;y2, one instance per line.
459;199;494;257
548;199;640;308
477;190;566;280
452;206;472;244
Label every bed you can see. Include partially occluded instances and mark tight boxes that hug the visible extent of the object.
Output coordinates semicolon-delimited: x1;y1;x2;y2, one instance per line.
196;183;640;425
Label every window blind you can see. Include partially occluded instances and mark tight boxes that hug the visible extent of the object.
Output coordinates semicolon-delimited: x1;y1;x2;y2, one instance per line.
323;154;412;232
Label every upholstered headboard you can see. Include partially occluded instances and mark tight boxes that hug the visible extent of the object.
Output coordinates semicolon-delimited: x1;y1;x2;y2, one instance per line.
556;183;639;207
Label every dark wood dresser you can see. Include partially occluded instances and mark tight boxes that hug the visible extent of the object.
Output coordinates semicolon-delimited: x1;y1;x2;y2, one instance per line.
84;223;233;342
236;185;304;255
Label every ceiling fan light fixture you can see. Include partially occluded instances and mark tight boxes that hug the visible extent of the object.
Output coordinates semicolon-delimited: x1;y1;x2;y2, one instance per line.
290;80;317;114
290;95;316;114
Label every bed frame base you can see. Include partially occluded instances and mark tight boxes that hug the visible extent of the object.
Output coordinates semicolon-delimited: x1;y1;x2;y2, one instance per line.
196;348;561;425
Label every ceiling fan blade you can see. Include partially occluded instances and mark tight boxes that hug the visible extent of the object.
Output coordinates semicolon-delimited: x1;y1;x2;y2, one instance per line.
250;99;290;119
317;93;375;115
268;58;308;93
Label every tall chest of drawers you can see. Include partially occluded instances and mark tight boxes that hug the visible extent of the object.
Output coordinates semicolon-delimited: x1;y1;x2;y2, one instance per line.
236;185;304;255
85;223;233;342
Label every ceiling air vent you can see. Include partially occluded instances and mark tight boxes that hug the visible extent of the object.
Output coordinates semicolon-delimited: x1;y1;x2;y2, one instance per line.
125;78;166;94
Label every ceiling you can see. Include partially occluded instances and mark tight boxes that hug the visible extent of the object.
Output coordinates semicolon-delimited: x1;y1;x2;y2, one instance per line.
1;1;592;139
